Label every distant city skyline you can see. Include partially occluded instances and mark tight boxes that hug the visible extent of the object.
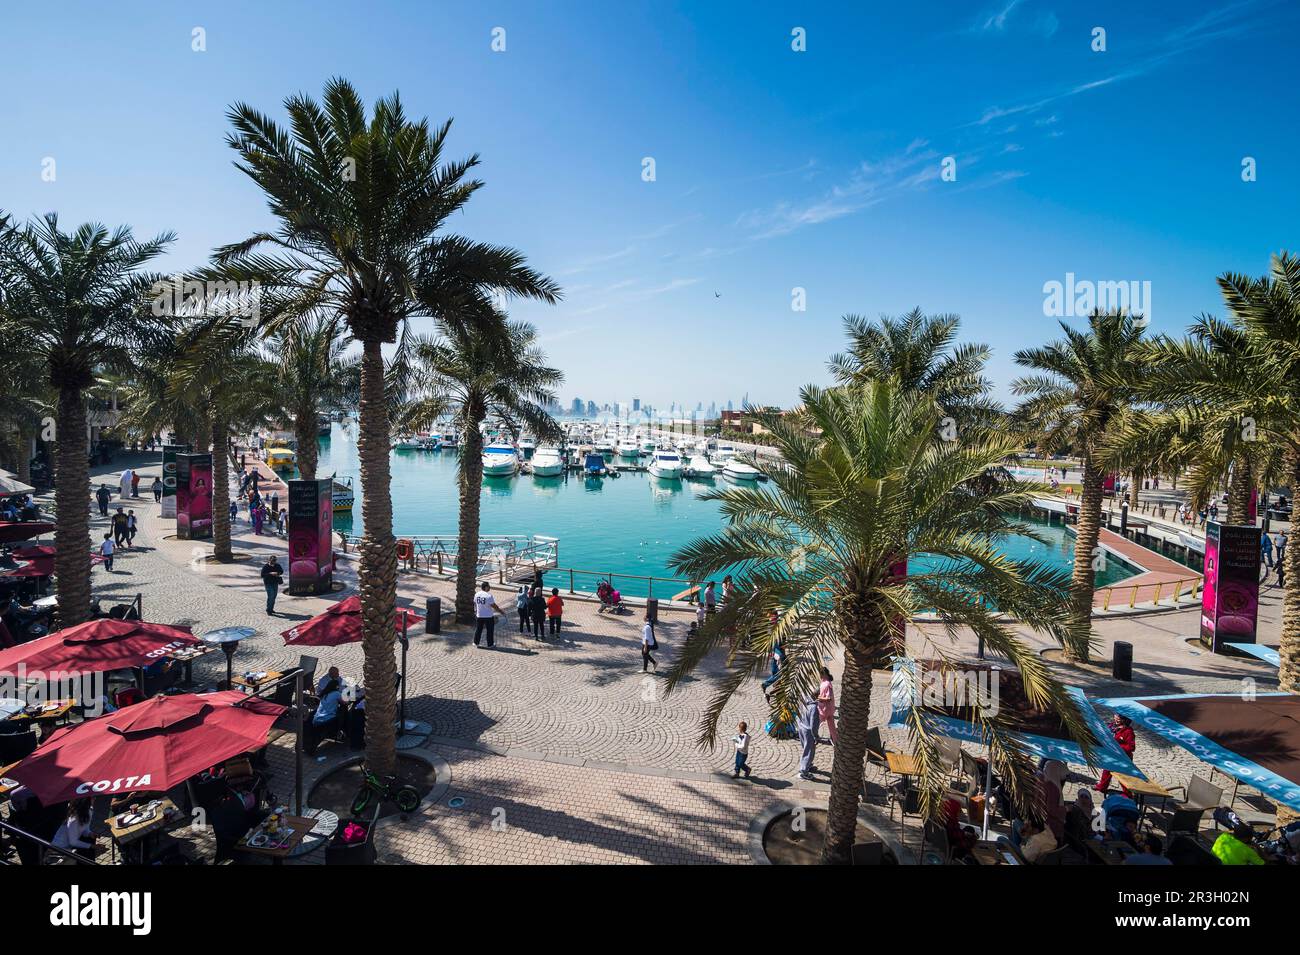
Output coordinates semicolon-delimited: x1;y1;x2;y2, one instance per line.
3;1;1296;407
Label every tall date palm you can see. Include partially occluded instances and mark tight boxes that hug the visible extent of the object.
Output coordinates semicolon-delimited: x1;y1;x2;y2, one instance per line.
0;213;174;626
213;79;559;773
668;380;1089;864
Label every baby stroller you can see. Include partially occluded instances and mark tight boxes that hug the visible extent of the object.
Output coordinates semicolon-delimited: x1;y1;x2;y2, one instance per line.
596;580;626;614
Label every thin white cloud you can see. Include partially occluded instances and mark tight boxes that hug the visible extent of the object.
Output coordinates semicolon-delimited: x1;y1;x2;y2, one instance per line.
559;245;636;276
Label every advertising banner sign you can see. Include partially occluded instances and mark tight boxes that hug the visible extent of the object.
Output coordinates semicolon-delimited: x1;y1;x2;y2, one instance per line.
175;453;213;541
1199;521;1261;653
159;444;191;518
288;478;333;595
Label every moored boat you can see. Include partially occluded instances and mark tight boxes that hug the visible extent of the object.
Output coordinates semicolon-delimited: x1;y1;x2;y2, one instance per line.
482;443;519;477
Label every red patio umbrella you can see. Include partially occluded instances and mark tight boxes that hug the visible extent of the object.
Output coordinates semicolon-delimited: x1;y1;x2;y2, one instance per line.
0;522;56;545
280;595;422;646
0;618;197;674
6;691;285;804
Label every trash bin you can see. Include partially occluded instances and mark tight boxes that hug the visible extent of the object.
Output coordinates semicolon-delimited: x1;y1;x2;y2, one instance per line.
646;597;659;624
1113;641;1133;682
425;596;441;634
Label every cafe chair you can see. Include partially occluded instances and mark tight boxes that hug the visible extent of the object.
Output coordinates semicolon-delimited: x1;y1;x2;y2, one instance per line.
1159;774;1223;834
297;655;319;690
0;727;38;763
864;727;895;769
920;819;952;864
113;687;144;708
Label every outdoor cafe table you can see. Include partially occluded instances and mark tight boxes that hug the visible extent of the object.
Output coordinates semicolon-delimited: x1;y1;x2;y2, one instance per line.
886;751;922;778
166;643;215;688
1110;772;1174;822
1085;839;1138;865
236;812;316;864
231;670;282;693
971;842;1021;865
3;699;76;729
0;761;21;799
107;797;183;864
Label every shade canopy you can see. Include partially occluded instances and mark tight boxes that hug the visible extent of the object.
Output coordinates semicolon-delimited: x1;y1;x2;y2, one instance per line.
889;659;1145;777
1097;692;1300;812
1225;643;1280;668
0;473;36;495
280;595;422;646
0;522;55;545
0;619;197;674
7;691;284;804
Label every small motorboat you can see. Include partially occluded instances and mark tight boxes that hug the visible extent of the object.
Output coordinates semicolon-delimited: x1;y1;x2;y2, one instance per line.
331;476;354;512
481;444;519;477
394;436;421;451
617;439;641;459
584;452;608;476
418;434;441;451
723;457;761;481
440;431;459;451
265;447;296;470
532;446;565;477
684;455;717;480
648;449;683;479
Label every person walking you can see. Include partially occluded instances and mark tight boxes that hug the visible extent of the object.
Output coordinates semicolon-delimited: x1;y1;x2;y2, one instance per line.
546;587;564;636
796;697;820;780
131;471;140;497
99;533;115;572
1262;532;1274;576
703;580;717;614
1095;715;1135;796
730;721;752;779
515;586;530;633
817;666;838;745
252;503;264;535
529;586;547;640
473;582;504;648
95;484;111;517
261;556;284;615
126;510;137;547
111;507;129;547
229;500;239;524
1277;531;1288;588
641;614;658;671
151;477;162;502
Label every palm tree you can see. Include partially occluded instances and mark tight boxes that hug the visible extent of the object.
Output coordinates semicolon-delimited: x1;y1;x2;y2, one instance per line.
0;214;174;626
270;315;352;480
213;78;560;774
1118;256;1300;689
398;320;563;621
828;309;1002;434
668;379;1090;864
1012;311;1148;660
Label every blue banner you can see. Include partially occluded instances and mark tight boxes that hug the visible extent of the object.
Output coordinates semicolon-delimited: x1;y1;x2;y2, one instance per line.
1098;693;1300;812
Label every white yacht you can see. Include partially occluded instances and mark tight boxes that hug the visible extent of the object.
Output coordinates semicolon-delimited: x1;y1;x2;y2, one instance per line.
648;448;683;479
531;446;565;477
684;454;718;479
617;438;641;459
593;435;616;455
640;437;657;453
440;431;459;451
518;435;536;453
723;456;761;481
481;444;519;477
394;435;422;451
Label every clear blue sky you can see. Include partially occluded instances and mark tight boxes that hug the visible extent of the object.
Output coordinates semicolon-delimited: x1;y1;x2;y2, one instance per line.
3;0;1296;410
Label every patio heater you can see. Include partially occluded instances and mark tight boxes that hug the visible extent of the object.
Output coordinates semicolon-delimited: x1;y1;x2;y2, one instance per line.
201;626;256;689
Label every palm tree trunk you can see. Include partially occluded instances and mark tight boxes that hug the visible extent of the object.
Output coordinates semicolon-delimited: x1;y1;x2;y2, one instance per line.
15;425;33;485
455;408;485;623
1226;455;1253;526
1128;472;1141;510
820;646;874;864
295;407;318;481
1278;453;1300;694
211;418;233;562
53;388;92;627
356;338;399;776
1068;456;1104;662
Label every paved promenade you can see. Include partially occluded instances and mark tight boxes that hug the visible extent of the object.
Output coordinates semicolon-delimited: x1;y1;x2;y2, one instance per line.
67;453;1290;862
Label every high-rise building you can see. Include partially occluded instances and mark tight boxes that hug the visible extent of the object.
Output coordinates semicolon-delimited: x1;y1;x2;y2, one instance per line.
632;398;640;412
586;400;598;417
571;397;584;416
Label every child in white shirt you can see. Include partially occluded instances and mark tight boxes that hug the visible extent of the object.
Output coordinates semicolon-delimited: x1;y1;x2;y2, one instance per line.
731;721;752;779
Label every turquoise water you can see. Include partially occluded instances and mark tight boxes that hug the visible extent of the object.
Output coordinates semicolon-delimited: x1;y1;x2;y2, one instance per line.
312;424;1138;598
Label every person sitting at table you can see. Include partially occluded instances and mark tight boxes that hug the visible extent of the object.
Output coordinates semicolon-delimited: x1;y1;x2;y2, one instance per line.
1123;833;1172;865
51;799;97;860
1064;789;1097;849
1038;759;1068;842
1018;817;1058;863
312;679;346;739
1212;824;1266;865
316;665;342;697
941;796;977;860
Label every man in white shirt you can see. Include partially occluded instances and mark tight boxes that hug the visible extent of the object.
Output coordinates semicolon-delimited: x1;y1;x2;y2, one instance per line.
473;582;503;648
100;533;115;571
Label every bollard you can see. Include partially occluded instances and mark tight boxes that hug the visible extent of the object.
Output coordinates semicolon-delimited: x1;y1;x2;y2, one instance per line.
1113;641;1133;681
425;596;441;634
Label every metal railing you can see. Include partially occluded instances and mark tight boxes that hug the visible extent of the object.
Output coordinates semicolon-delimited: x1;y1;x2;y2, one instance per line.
1096;574;1203;611
550;567;697;602
340;533;559;580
